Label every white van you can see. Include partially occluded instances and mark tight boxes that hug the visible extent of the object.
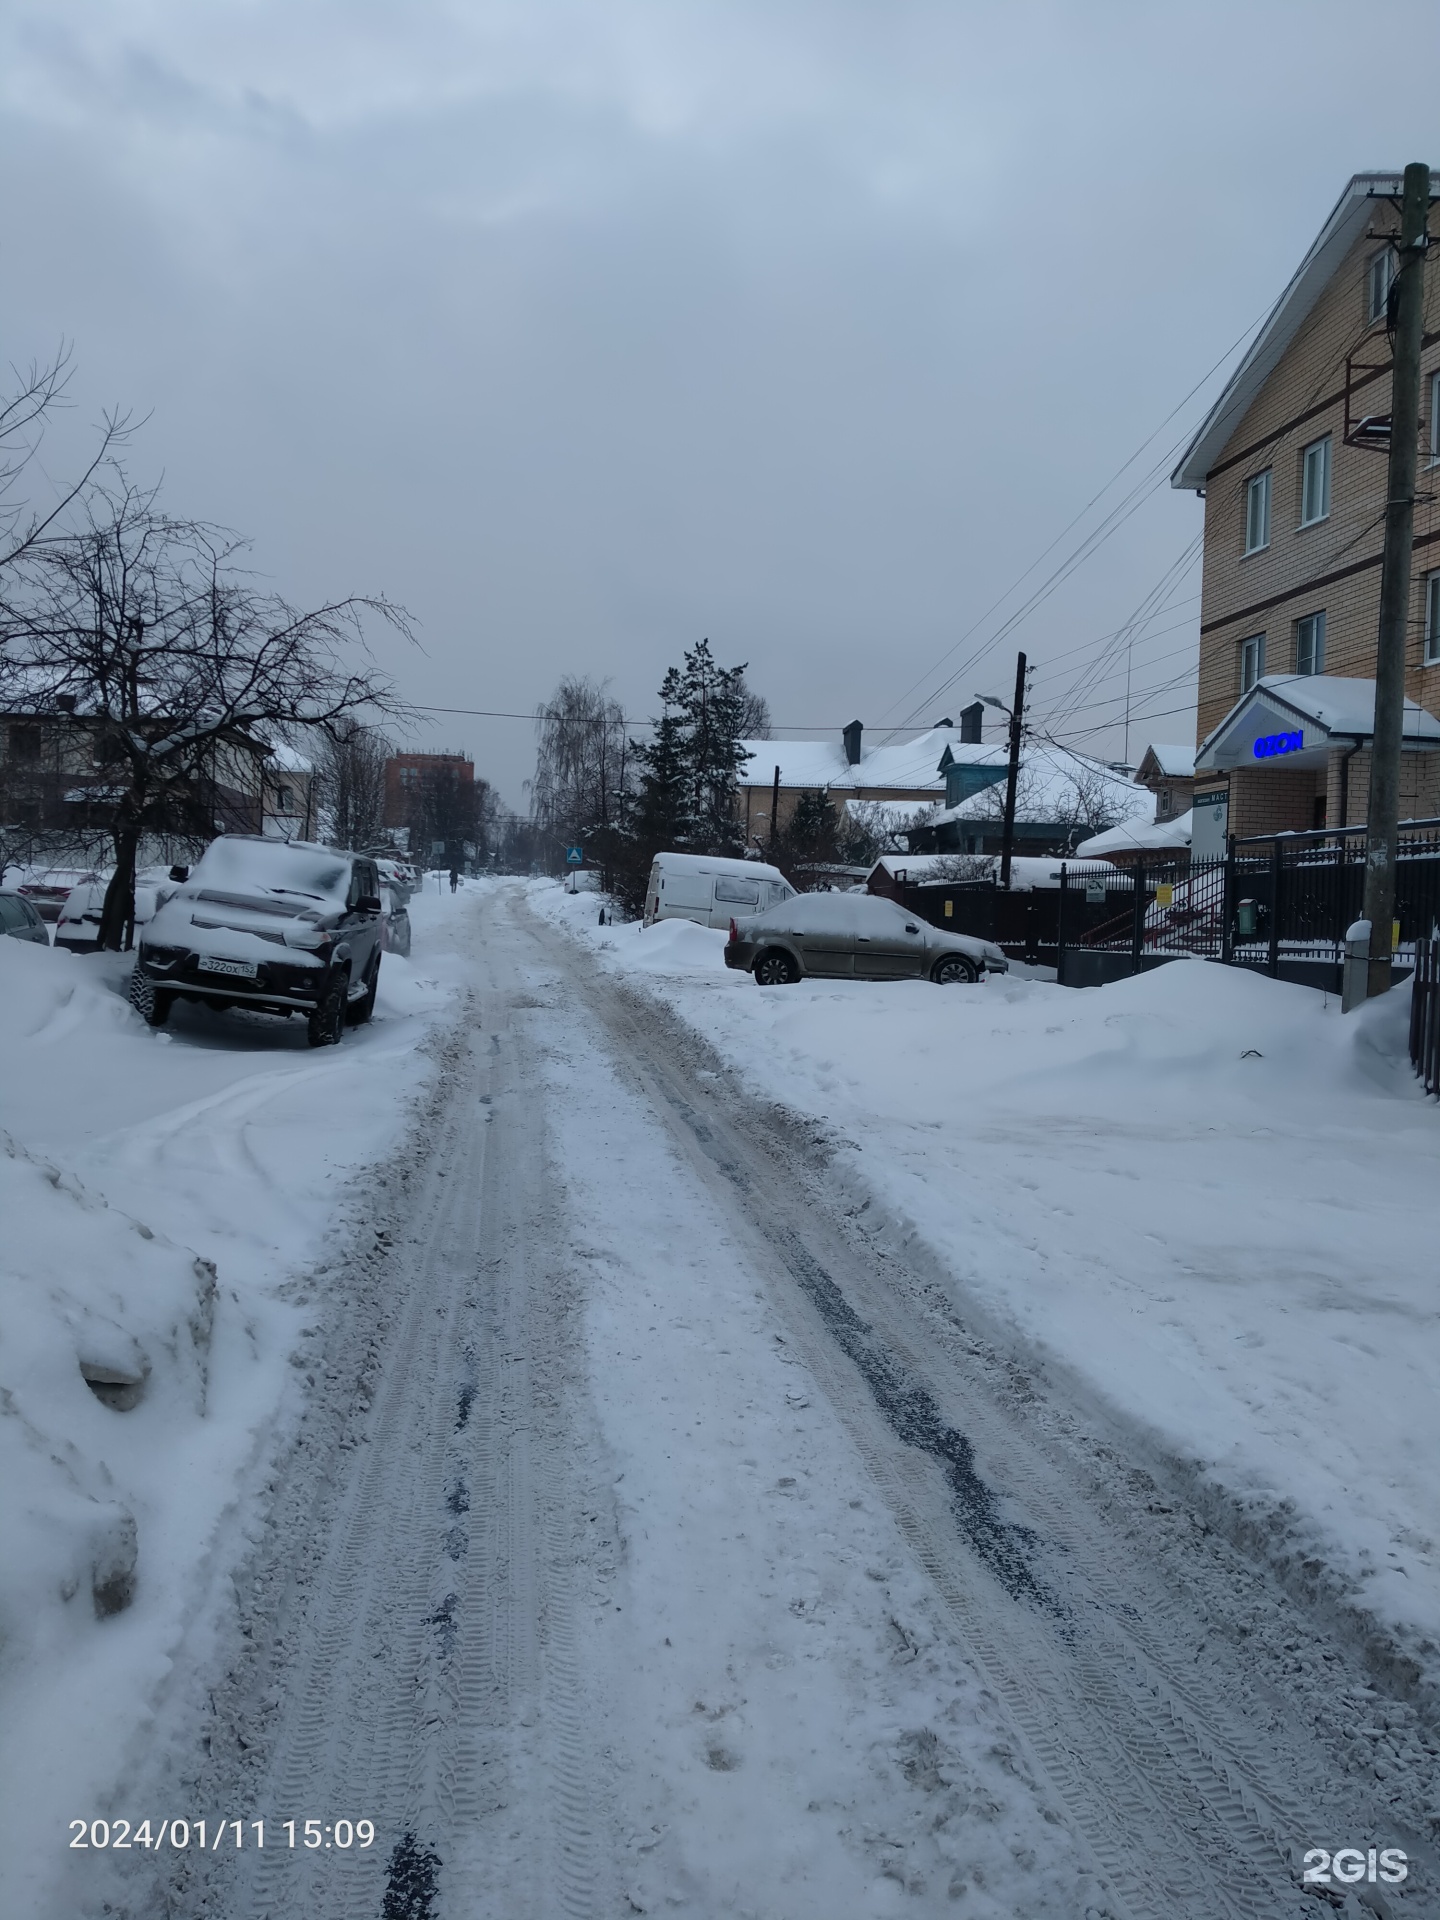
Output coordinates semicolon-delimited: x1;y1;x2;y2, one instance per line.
644;851;796;930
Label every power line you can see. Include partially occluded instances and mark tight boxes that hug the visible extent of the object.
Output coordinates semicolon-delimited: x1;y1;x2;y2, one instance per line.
871;307;1270;740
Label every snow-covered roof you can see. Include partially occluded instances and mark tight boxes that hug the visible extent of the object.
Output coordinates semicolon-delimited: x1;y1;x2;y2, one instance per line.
1172;174;1416;489
926;741;1151;827
264;741;313;774
1136;743;1195;780
738;724;965;794
868;853;1118;892
1075;810;1193;858
1196;675;1440;773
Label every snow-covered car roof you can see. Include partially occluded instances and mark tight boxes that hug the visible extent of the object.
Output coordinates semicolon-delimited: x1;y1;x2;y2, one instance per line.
187;836;353;905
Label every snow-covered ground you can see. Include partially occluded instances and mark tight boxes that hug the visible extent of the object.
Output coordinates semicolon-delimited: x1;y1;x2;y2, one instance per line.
0;892;464;1919
535;884;1440;1672
10;874;1435;1918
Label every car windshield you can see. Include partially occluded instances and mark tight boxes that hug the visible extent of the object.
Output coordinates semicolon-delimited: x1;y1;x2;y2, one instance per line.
189;838;349;906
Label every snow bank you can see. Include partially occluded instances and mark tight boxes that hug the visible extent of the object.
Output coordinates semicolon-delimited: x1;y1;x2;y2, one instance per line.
0;897;464;1917
0;1131;216;1646
600;914;730;976
533;879;1440;1670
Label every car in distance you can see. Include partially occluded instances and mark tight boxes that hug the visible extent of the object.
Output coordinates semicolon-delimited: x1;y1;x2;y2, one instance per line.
0;890;50;944
129;836;385;1046
54;866;176;954
724;891;1008;985
644;851;796;930
373;857;413;957
16;867;104;922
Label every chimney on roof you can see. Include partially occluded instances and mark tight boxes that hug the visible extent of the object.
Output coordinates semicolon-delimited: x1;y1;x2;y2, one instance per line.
959;700;984;744
843;719;863;765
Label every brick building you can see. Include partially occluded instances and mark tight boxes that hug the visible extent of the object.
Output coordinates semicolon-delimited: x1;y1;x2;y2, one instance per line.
383;751;477;857
1173;171;1440;852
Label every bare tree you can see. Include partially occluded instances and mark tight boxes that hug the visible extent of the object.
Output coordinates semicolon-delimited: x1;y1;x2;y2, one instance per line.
311;718;393;849
0;347;130;589
1;479;412;946
736;677;771;740
960;743;1139;850
531;676;631;871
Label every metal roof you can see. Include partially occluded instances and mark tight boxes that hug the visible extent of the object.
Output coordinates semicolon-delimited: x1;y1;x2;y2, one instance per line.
1171;173;1416;491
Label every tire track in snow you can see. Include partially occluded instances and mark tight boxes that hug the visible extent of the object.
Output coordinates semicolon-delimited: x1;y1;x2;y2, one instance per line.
527;895;1431;1920
134;963;612;1920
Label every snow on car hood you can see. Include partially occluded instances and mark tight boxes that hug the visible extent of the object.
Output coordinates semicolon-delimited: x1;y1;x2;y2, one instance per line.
146;888;331;960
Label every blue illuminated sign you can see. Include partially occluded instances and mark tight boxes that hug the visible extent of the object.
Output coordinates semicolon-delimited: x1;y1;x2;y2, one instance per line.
1253;730;1304;759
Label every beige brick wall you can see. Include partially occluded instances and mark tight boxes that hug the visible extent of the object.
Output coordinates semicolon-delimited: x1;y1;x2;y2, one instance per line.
1194;228;1440;749
1227;765;1326;838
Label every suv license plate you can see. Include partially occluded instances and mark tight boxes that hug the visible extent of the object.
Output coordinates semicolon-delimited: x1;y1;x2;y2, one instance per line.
199;956;258;978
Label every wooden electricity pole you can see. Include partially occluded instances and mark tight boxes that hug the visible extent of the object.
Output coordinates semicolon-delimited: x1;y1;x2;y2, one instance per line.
1360;162;1432;999
999;650;1027;890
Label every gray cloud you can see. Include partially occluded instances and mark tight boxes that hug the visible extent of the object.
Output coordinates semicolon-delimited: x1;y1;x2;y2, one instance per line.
3;1;1437;799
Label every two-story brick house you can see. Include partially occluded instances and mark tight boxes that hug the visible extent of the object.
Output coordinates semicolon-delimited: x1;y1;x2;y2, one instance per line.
1173;171;1440;855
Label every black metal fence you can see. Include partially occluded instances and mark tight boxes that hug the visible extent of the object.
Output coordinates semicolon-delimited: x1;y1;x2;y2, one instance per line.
1411;937;1440;1094
1056;819;1440;991
878;820;1440;994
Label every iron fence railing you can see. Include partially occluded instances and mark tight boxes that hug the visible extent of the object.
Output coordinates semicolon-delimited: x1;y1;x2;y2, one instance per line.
1062;819;1440;982
1410;936;1440;1094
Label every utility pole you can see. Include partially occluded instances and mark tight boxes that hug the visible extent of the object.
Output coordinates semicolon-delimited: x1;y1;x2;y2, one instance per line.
1359;162;1432;1001
999;650;1027;890
770;764;781;853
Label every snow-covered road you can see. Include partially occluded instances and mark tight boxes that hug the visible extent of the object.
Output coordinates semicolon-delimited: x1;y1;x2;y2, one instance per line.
58;883;1435;1918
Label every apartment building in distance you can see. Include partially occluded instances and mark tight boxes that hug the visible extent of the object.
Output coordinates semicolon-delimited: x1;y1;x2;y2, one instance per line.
1173;171;1440;855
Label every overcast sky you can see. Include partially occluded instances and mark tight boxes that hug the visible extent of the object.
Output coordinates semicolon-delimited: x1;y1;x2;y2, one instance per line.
3;2;1437;805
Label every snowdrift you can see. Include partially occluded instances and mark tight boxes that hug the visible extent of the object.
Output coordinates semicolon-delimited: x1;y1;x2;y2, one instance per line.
0;1131;216;1651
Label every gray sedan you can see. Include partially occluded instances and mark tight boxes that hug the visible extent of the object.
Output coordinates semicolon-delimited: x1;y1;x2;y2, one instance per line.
0;890;51;944
723;891;1008;985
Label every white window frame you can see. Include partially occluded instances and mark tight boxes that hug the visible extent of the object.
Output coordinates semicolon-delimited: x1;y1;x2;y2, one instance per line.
1244;468;1272;554
1300;435;1331;527
1295;609;1325;676
1239;632;1265;694
1426;571;1440;667
1367;248;1394;325
1429;369;1440;468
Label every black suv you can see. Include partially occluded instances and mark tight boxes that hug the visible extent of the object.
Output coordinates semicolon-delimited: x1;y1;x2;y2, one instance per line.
130;836;385;1046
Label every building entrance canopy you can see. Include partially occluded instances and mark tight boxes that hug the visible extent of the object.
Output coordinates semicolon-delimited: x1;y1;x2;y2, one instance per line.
1195;675;1440;775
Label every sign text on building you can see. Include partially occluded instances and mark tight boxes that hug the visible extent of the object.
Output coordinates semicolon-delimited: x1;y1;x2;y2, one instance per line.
1253;730;1304;760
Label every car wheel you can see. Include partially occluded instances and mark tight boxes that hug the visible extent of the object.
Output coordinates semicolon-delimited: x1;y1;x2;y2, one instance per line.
129;967;173;1026
931;953;979;985
347;955;380;1026
307;975;348;1047
753;949;798;986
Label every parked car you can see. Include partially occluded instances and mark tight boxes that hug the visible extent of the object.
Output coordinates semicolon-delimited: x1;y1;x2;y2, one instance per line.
379;884;412;957
724;891;1009;985
130;836;385;1046
644;851;796;930
16;867;104;922
54;867;176;954
0;890;50;944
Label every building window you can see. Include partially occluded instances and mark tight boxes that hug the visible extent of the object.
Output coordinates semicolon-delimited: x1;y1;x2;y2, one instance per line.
1294;610;1325;675
276;785;293;814
1367;248;1394;325
1430;370;1440;467
1426;572;1440;667
1239;632;1265;693
1244;469;1271;554
1300;435;1331;526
